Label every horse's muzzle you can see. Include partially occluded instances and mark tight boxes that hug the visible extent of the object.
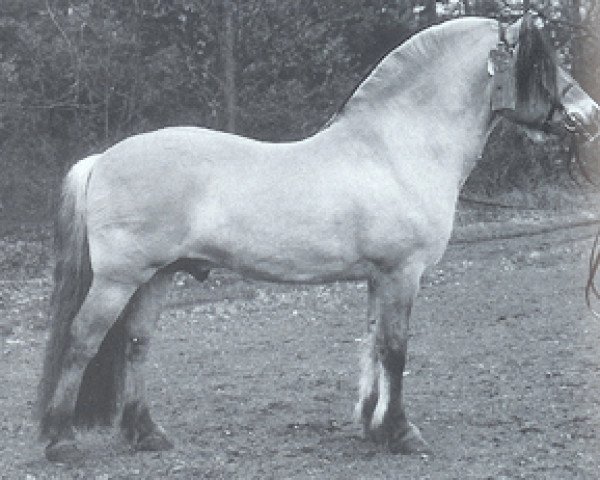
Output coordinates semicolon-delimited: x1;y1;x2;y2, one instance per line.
563;107;600;143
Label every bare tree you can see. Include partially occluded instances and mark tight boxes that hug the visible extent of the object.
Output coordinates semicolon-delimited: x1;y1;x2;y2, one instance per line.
221;0;237;133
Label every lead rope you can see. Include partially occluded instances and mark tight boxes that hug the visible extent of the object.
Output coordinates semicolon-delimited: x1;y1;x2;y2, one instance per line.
585;228;600;317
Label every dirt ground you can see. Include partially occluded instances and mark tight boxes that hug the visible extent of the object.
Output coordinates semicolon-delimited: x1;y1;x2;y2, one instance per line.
1;203;600;479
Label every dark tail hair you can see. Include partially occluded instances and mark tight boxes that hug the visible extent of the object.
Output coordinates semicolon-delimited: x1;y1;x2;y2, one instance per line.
37;154;102;438
68;155;129;427
73;309;128;427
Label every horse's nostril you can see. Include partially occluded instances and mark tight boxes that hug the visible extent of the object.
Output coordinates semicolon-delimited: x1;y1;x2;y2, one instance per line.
581;108;600;142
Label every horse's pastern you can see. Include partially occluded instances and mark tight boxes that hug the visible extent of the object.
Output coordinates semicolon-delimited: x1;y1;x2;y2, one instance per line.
388;422;432;455
135;430;174;452
45;439;85;463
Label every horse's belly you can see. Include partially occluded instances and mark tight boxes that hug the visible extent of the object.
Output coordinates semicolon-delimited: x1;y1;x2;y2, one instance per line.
181;175;456;283
229;257;372;283
188;221;372;283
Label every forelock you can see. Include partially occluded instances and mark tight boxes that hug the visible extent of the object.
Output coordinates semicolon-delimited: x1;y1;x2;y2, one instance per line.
515;13;558;109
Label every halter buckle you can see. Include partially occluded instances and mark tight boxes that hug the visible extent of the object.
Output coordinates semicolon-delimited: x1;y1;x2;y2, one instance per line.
489;47;517;111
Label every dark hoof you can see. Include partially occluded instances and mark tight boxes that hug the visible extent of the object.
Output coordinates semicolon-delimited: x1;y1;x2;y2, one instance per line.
45;440;84;463
135;430;174;452
388;423;432;455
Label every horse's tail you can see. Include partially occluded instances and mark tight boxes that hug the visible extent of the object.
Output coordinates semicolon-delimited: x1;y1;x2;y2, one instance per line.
73;300;128;428
37;154;100;438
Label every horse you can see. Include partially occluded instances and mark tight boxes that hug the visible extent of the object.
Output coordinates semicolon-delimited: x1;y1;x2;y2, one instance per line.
37;13;600;462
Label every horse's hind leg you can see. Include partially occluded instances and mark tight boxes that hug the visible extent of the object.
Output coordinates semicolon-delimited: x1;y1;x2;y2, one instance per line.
357;263;431;454
43;276;138;462
119;270;174;451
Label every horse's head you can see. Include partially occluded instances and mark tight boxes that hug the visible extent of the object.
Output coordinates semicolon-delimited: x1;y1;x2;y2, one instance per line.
490;12;600;142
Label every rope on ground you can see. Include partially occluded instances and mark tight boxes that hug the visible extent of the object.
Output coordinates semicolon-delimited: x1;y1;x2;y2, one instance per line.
458;194;546;210
450;217;600;245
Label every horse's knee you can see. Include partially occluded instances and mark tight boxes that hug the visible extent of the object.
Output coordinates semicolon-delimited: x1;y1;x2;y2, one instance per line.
378;336;407;376
126;336;150;362
376;300;411;376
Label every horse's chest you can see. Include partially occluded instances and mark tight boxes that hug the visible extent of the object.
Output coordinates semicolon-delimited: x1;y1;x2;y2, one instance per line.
357;195;455;268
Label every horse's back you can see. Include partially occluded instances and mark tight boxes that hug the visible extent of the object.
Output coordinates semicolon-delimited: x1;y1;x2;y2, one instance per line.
83;127;360;279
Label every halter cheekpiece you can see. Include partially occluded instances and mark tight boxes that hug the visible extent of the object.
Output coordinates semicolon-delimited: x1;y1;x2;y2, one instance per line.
489;20;517;112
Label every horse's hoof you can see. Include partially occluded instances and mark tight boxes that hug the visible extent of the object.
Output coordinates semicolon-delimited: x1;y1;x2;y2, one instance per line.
389;422;432;455
135;430;174;452
45;440;84;463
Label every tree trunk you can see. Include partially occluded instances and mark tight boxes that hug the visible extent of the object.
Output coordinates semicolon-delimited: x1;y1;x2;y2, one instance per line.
569;0;585;173
221;0;237;133
570;0;583;80
423;0;437;26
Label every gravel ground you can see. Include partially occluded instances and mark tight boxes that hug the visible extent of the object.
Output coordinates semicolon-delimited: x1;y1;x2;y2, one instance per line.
1;204;600;479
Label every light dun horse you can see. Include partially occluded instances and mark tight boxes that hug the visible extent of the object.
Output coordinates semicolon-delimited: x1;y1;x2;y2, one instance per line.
38;13;600;461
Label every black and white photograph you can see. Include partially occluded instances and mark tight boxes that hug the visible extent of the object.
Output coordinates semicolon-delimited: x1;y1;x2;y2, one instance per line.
1;0;599;478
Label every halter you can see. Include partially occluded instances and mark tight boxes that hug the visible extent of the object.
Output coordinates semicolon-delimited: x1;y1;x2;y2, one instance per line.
546;83;572;125
489;20;517;112
544;74;600;142
497;21;512;52
490;18;598;141
558;83;600;142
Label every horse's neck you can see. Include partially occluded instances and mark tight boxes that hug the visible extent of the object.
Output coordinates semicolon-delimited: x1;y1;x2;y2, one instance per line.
325;23;497;191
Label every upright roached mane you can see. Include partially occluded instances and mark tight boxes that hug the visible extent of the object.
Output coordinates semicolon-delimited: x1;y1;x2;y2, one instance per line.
36;13;600;462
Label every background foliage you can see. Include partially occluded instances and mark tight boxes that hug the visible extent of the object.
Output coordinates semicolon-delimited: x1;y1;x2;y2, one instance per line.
0;0;598;219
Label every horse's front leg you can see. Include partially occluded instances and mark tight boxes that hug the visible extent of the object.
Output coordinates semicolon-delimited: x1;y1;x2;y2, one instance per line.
357;264;431;454
355;279;381;430
120;264;209;451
